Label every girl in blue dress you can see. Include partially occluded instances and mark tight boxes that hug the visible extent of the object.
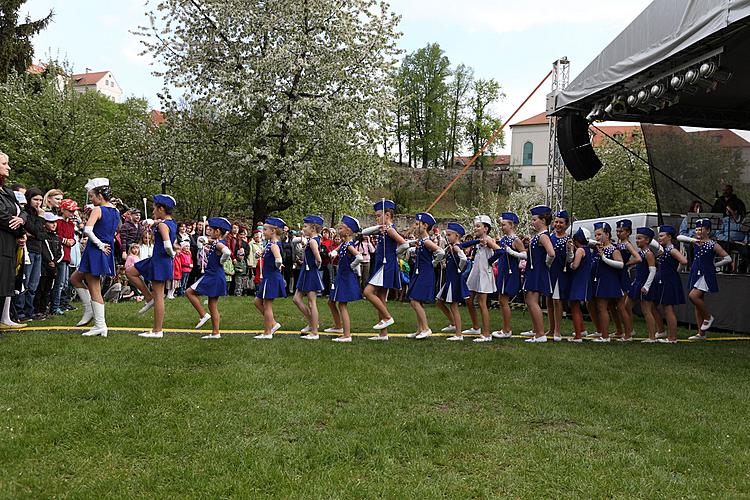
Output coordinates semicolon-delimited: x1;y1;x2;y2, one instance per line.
126;194;178;340
405;212;444;340
490;212;525;339
292;215;324;340
325;215;364;342
567;227;593;342
436;222;470;341
613;219;642;340
547;210;571;341
361;199;407;340
464;215;500;342
523;205;556;343
70;178;119;338
679;219;731;340
625;227;658;342
649;226;687;343
254;217;287;339
186;217;232;339
591;222;624;342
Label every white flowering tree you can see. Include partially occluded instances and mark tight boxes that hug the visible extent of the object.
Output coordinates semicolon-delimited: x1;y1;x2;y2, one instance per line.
136;0;401;224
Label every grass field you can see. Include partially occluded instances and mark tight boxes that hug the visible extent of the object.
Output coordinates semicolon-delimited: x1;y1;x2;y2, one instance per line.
1;297;749;497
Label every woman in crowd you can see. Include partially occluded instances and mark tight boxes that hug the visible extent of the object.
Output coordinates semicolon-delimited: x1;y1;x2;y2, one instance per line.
43;189;64;214
0;151;27;329
16;187;45;321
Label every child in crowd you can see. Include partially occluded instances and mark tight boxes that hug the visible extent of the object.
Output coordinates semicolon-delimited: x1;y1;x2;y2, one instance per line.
124;244;140;270
254;217;287;339
292;215;324;340
436;222;470;340
169;247;182;299
325;215;364;342
233;248;249;296
36;212;63;317
178;241;193;293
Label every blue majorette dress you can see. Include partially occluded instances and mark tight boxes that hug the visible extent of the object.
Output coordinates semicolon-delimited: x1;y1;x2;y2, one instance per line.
135;219;177;282
617;241;635;293
593;246;625;299
495;235;521;297
437;245;470;303
568;246;593;302
627;249;649;300
296;235;324;293
79;205;119;277
406;238;436;303
331;241;362;303
258;241;287;299
368;225;401;289
549;232;571;300
650;244;685;305
191;240;227;297
688;240;719;293
524;232;551;295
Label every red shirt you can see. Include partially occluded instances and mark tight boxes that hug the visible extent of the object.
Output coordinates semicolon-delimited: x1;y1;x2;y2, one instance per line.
55;219;76;262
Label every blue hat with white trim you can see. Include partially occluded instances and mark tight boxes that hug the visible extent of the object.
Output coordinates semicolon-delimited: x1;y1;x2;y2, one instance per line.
153;194;176;209
446;222;465;236
555;210;569;220
530;205;551;216
207;217;231;232
616;219;632;229
416;212;436;228
594;221;611;231
373;199;396;212
695;218;712;229
341;215;360;233
658;225;676;235
265;217;286;229
303;215;324;226
636;227;654;239
573;227;590;243
501;212;519;225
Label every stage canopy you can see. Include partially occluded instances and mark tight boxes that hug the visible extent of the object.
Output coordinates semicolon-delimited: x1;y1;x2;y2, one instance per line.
554;0;750;129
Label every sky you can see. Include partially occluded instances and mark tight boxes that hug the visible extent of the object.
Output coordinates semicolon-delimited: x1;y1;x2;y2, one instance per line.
25;0;661;154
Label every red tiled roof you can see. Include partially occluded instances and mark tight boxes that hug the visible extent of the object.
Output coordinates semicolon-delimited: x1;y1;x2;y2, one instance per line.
150;110;166;126
27;63;47;75
71;71;110;86
453;155;510;166
510;112;548;127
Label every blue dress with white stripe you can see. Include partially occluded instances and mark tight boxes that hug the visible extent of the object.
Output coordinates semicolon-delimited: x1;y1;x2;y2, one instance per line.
593;246;624;299
549;232;570;299
406;238;435;303
437;246;470;303
331;241;362;303
495;235;521;297
258;242;287;299
524;232;551;295
134;219;177;282
191;240;228;297
368;225;401;290
296;235;324;292
568;247;593;302
78;206;119;277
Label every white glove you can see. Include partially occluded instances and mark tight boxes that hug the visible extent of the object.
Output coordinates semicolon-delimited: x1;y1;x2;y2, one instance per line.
588;239;599;248
431;247;445;266
350;253;364;271
361;225;381;236
649;239;662;253
715;255;732;267
545;254;555;267
163;240;176;257
197;236;207;249
677;235;698;244
220;246;231;263
396;242;412;256
329;250;338;259
643;266;657;293
83;226;107;251
506;247;527;260
602;255;624;269
275;257;283;269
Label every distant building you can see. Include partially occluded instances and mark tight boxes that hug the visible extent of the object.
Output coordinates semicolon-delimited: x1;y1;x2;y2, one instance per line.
451;155;510;169
70;70;122;102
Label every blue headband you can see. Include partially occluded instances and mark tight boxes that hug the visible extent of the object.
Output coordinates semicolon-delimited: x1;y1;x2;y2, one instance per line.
207;217;231;232
340;215;360;233
501;212;519;225
636;227;654;239
373;199;396;212
303;215;324;226
446;222;465;236
153;194;176;209
416;212;436;228
265;217;286;229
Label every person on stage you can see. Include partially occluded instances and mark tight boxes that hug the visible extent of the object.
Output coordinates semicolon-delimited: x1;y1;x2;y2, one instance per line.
292;215;324;340
361;199;407;341
522;205;555;343
680;219;731;340
186;217;232;339
652;226;687;343
614;219;642;341
566;227;593;342
626;227;657;342
254;217;287;339
436;222;470;341
546;210;571;342
490;212;525;339
404;212;444;340
325;215;364;342
126;194;178;339
463;215;500;342
591;222;624;343
70;178;119;338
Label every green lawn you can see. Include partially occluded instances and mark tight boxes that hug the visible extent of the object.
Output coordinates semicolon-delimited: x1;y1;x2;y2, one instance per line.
1;298;749;497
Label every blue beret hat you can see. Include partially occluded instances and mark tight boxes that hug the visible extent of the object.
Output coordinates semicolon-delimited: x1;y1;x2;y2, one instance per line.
373;199;396;212
658;225;676;234
695;218;712;229
501;212;519;224
207;217;231;232
555;210;569;219
265;217;286;229
530;205;551;216
303;215;324;226
636;227;654;239
446;222;465;236
341;215;360;233
616;219;633;229
573;227;589;243
153;194;176;209
593;221;611;231
416;212;436;227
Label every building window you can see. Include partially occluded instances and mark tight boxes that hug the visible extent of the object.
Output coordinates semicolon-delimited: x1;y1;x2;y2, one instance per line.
522;142;533;165
530;175;536;184
517;173;523;179
712;135;721;143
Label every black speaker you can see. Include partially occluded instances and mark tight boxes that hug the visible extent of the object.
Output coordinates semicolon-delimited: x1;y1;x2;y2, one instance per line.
557;114;603;181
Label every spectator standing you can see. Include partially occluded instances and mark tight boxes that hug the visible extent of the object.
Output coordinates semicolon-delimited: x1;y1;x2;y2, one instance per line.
16;188;46;321
357;234;375;290
51;199;78;315
120;209;143;259
138;230;154;259
36;212;63;316
177;242;193;292
281;226;294;295
0;152;26;329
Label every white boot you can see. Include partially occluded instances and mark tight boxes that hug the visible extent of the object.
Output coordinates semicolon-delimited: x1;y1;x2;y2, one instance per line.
1;297;26;328
76;288;93;326
82;301;107;337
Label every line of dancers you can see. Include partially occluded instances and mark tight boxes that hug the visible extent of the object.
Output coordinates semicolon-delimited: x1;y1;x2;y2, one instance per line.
71;179;731;342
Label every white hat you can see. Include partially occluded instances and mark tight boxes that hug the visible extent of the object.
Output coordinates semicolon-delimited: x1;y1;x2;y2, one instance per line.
474;214;492;228
43;211;62;222
84;178;109;191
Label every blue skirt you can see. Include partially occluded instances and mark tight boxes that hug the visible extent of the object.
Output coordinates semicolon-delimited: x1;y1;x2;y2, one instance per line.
79;245;115;277
496;269;521;297
331;272;362;303
135;256;173;282
296;266;323;292
191;272;227;298
368;260;402;290
653;272;685;305
407;271;435;303
259;272;287;299
524;265;551;295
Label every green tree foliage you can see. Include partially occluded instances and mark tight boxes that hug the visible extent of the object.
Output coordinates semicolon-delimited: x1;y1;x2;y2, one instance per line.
0;0;52;82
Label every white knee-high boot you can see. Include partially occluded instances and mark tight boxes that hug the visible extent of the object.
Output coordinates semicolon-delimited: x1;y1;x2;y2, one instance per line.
75;288;93;326
1;297;26;328
82;301;107;337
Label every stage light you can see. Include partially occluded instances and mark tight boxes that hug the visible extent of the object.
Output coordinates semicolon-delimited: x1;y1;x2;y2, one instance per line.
650;83;667;99
637;89;649;105
604;95;627;116
699;61;732;82
670;75;685;90
627;94;638;107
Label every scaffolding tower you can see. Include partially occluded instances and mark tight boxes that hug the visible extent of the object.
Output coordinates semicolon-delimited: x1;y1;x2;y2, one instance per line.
546;57;570;211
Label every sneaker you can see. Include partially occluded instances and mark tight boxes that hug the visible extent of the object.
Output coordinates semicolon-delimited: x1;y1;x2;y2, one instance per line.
567;337;583;343
254;333;272;339
51;308;65;316
373;318;394;330
462;327;481;335
332;336;352;343
415;329;432;340
688;334;706;341
655;331;668;339
586;331;602;338
473;335;492;343
525;335;547;343
520;330;535;337
323;327;343;333
657;338;677;344
270;322;282;335
446;335;464;341
641;338;658;343
700;316;715;331
552;335;563;342
138;331;164;339
195;313;211;329
32;313;48;321
616;337;633;342
368;335;388;341
592;336;611;343
441;325;456;333
64;305;77;311
138;299;155;315
0;321;27;329
491;330;512;339
201;334;221;339
301;334;319;340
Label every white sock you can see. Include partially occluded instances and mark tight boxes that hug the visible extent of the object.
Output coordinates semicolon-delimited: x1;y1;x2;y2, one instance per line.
2;297;14;324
